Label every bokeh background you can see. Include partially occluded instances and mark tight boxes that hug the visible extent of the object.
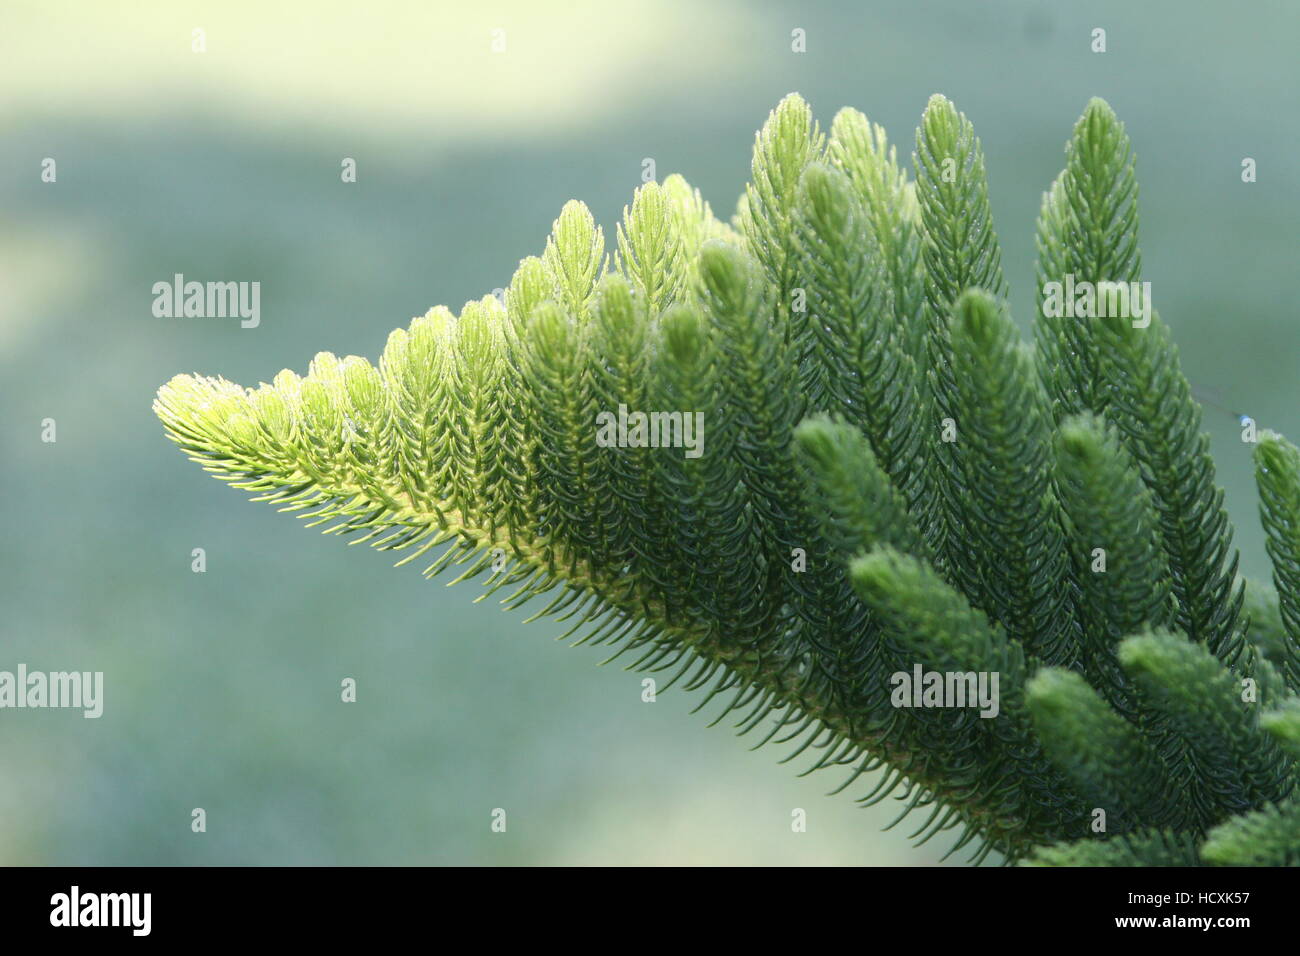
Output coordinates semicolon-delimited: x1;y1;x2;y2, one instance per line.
2;0;1296;865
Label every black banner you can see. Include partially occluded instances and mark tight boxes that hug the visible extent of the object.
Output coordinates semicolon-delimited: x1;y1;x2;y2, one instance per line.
0;865;1289;942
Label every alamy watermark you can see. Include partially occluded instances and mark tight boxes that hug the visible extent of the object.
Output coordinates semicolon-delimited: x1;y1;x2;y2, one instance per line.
595;404;704;458
50;886;150;936
152;273;260;328
0;665;103;718
890;663;1000;718
1041;274;1151;328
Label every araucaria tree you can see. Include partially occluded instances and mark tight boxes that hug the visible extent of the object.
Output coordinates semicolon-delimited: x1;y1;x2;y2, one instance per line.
155;93;1300;866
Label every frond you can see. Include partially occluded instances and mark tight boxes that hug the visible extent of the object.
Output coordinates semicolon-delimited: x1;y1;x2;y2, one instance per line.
1097;310;1244;664
1255;432;1300;685
155;92;1300;866
1034;98;1141;419
913;95;1007;573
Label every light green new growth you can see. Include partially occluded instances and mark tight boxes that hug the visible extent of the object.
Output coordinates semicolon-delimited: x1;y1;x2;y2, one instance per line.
156;93;1300;866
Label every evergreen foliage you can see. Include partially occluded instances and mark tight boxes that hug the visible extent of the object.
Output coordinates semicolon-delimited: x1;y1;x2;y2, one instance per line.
155;93;1299;865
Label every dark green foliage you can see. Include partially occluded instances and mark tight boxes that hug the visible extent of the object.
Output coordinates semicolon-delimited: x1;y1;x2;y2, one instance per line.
913;95;1007;575
1035;98;1141;419
794;163;936;548
1053;414;1173;715
1201;798;1300;866
913;94;1008;361
826;108;926;362
742;94;825;399
1244;578;1293;674
1255;432;1300;686
1118;632;1294;823
1032;98;1243;667
849;548;1087;852
1096;311;1245;666
1027;668;1186;833
156;94;1300;866
1024;829;1204;867
945;290;1077;664
794;416;930;564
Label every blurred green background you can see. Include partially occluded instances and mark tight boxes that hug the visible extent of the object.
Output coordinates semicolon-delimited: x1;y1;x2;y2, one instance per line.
2;0;1296;865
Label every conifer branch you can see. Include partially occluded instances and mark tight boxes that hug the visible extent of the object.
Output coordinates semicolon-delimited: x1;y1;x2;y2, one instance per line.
156;93;1300;866
945;289;1077;664
1035;98;1141;419
1255;432;1300;686
1053;413;1173;715
913;95;1007;575
1096;312;1245;664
